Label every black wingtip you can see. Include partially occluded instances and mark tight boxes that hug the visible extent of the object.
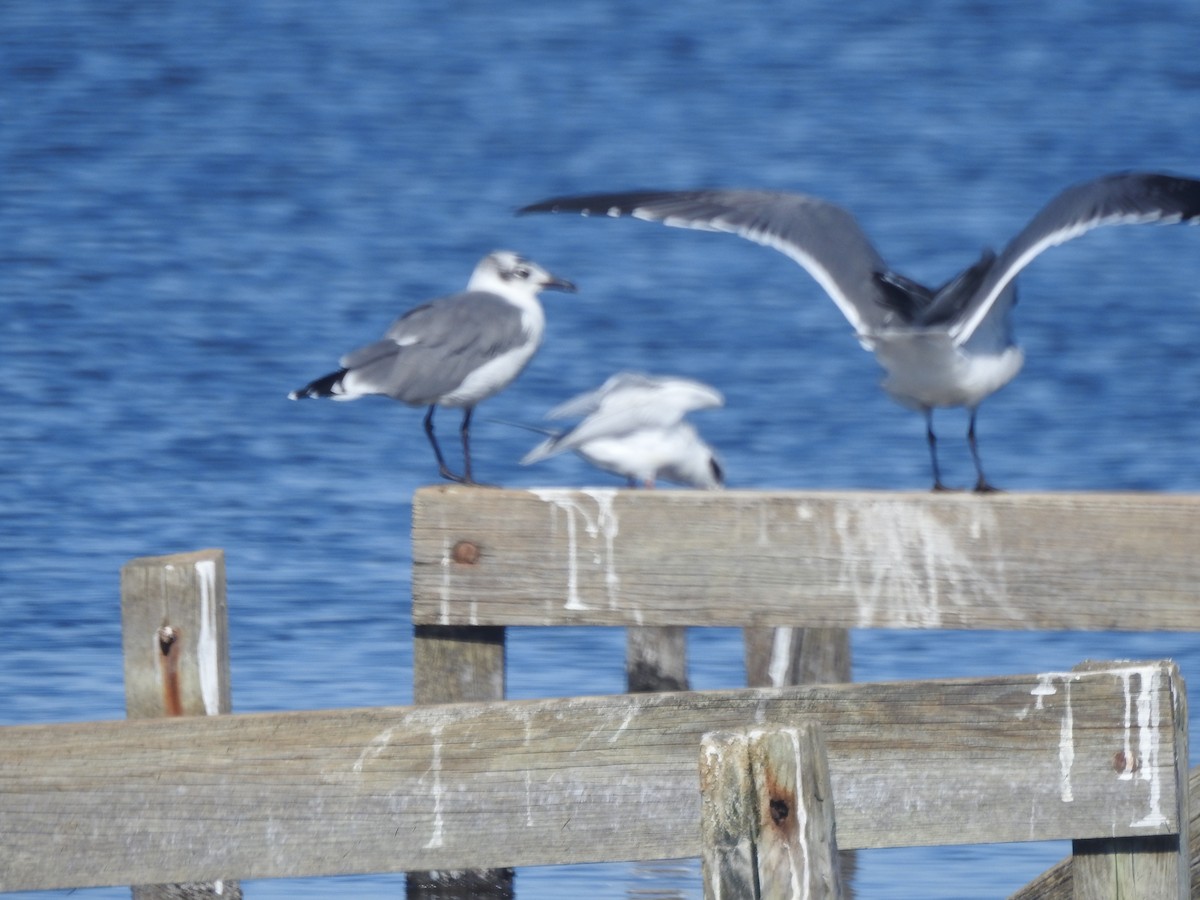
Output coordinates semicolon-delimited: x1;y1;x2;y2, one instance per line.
288;369;346;400
516;195;609;217
517;190;666;217
1145;172;1200;221
516;199;554;216
1087;171;1200;221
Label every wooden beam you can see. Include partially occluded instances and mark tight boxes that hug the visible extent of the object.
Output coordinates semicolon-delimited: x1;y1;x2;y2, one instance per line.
121;549;233;721
744;627;851;689
121;549;241;900
412;625;506;705
410;625;510;898
1067;658;1190;900
699;727;757;899
627;626;688;692
701;725;844;899
1011;708;1195;900
412;488;1200;629
743;625;856;896
0;661;1182;891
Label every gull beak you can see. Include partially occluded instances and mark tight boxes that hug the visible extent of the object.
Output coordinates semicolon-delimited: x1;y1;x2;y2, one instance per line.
542;274;578;293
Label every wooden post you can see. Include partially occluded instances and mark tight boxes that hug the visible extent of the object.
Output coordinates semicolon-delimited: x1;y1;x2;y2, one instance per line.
1071;836;1186;900
1066;661;1190;900
700;724;844;900
744;627;855;895
700;727;758;898
121;549;240;900
743;627;850;689
1009;766;1200;899
408;624;512;899
412;624;506;705
627;626;688;692
626;624;689;893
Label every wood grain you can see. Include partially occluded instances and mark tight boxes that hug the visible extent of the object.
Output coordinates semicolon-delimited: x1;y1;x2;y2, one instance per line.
701;725;844;899
121;550;241;900
121;549;232;720
0;661;1182;891
412;488;1200;629
410;625;511;897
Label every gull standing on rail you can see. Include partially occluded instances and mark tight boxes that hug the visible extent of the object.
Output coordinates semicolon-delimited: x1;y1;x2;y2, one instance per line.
521;372;725;488
520;172;1200;491
289;250;577;485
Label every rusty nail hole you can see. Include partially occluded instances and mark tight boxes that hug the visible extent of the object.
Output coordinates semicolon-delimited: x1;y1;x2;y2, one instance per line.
452;541;480;565
769;797;789;825
158;625;179;656
1113;750;1140;775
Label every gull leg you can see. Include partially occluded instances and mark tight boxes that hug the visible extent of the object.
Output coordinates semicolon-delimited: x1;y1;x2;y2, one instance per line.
459;407;476;485
967;408;1000;493
925;408;950;491
425;405;466;484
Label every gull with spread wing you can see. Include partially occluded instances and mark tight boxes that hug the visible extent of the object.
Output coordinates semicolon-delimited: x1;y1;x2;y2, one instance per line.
521;172;1200;491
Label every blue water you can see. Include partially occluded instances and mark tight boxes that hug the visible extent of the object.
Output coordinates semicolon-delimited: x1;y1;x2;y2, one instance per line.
3;1;1200;896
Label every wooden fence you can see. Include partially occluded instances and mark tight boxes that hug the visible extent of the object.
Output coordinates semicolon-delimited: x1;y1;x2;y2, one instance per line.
0;489;1197;898
411;488;1199;631
0;657;1187;894
410;486;1200;898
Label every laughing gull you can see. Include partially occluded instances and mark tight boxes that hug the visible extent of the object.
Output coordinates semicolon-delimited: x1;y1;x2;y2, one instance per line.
289;250;576;485
521;172;1200;491
521;372;725;488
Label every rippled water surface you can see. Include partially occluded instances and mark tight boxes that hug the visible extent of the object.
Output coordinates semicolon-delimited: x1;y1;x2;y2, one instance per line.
3;2;1200;897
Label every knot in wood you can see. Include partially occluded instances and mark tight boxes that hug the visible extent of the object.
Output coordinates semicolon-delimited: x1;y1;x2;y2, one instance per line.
1113;750;1140;775
157;625;179;656
769;797;790;825
451;540;481;565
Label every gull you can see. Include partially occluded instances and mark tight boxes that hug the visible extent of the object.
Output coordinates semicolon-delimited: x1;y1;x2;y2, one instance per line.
289;250;576;485
521;372;725;488
520;172;1200;491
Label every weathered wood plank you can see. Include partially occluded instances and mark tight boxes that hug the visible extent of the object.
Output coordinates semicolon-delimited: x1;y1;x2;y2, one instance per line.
700;729;757;899
0;661;1182;891
121;549;242;900
701;725;843;900
1010;680;1192;900
744;628;851;689
751;725;843;900
121;549;232;720
627;626;688;692
743;627;857;897
411;488;1200;629
412;625;506;706
1010;773;1200;900
1070;836;1185;900
1068;656;1190;899
410;625;511;898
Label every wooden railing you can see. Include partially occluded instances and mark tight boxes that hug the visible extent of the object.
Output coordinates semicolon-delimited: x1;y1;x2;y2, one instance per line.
411;488;1199;632
0;657;1186;895
0;489;1196;898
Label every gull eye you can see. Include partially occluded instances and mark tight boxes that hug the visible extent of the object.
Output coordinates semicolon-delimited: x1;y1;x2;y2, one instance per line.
512;265;532;280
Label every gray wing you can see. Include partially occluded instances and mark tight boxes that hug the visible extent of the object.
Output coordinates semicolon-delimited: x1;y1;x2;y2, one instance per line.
340;291;528;405
521;189;897;334
951;172;1200;343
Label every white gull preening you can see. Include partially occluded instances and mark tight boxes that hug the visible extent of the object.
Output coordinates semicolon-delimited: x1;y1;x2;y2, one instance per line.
522;372;725;489
289;250;576;485
521;172;1200;491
